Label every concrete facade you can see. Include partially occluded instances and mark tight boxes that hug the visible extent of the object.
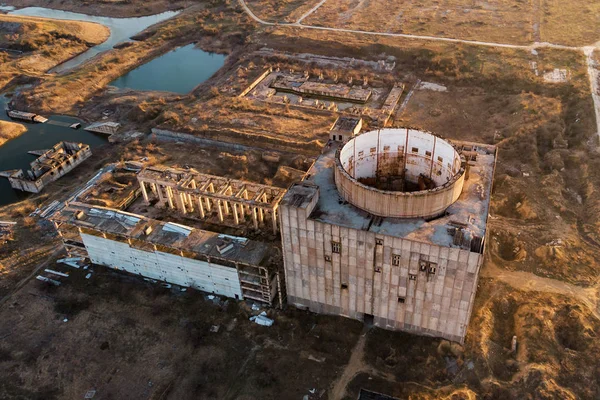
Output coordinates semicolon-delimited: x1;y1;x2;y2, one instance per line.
52;203;284;307
279;130;496;342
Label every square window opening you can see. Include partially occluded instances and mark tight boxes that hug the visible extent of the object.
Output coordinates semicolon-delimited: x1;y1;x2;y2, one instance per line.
331;241;341;254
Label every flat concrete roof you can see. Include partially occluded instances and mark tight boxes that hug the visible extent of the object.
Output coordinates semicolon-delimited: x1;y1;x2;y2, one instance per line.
283;138;496;249
54;203;273;267
331;116;362;133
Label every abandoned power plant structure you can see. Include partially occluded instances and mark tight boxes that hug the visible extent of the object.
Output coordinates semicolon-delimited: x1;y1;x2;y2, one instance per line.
136;165;286;233
52;202;284;307
48;128;495;342
50;163;286;308
0;142;92;193
280;129;497;343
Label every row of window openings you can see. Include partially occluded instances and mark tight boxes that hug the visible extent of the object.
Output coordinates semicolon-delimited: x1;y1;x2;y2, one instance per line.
356;147;449;167
339;283;406;304
330;242;436;272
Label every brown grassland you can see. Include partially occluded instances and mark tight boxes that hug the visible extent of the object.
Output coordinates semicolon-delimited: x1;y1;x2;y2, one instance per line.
0;15;109;91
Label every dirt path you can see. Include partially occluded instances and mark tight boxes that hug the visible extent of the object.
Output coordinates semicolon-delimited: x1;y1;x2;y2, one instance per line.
240;0;600;141
482;263;600;320
329;328;368;399
240;0;575;50
532;0;541;42
296;0;328;24
583;46;600;139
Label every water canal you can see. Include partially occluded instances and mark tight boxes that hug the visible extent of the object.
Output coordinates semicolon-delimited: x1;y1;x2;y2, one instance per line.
0;8;227;205
0;96;108;206
8;7;179;73
109;44;226;93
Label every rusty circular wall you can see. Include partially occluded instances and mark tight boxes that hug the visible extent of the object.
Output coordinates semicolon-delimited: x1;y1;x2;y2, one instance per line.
334;128;465;218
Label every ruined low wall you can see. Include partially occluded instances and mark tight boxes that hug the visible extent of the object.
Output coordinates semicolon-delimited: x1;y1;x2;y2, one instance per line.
151;127;321;154
238;67;273;97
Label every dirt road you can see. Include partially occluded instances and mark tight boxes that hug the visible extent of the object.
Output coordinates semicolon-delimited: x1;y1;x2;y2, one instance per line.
481;263;600;320
239;0;600;140
329;328;368;399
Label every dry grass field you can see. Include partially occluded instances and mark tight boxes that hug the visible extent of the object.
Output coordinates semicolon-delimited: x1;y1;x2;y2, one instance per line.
249;0;600;46
0;120;26;146
0;15;109;91
246;0;325;22
303;0;534;44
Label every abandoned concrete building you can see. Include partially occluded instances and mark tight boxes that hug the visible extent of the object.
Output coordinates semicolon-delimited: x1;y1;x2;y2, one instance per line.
279;128;497;342
52;203;284;307
330;116;363;142
0;142;92;193
137;165;286;233
42;127;495;342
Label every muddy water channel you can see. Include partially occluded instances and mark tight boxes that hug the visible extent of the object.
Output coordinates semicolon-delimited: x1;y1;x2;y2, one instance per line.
0;96;108;206
109;44;226;93
0;8;226;205
8;7;179;73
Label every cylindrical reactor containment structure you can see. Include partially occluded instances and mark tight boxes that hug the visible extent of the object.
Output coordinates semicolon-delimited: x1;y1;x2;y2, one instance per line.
334;128;465;219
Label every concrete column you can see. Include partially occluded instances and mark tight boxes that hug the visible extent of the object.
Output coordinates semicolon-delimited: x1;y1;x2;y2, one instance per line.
272;209;278;233
223;200;230;215
218;200;224;222
151;183;158;195
259;207;264;223
176;192;187;214
205;197;212;212
140;181;149;204
252;207;259;229
156;184;165;204
198;196;205;218
233;203;240;225
166;187;175;209
186;193;194;212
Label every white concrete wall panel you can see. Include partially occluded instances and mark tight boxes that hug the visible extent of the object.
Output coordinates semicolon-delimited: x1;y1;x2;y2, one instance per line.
81;233;242;299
